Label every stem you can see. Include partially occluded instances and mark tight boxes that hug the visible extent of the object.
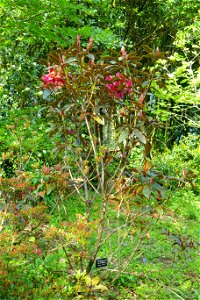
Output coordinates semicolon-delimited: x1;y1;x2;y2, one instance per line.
86;195;108;274
111;236;143;284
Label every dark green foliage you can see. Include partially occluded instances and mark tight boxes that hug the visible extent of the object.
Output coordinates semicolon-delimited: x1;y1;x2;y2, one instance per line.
113;0;200;50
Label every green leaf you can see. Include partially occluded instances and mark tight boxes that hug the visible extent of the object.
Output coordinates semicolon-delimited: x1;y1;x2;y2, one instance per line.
92;115;105;125
46;184;54;195
134;129;146;144
66;57;77;63
84;275;92;286
43;89;52;100
29;236;35;242
143;185;151;199
87;53;95;62
155;206;164;216
91;284;108;292
118;129;129;143
75;285;90;293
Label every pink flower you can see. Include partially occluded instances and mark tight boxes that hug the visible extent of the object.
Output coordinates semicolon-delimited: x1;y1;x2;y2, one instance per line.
105;73;133;99
67;129;75;134
42;67;66;90
105;75;112;81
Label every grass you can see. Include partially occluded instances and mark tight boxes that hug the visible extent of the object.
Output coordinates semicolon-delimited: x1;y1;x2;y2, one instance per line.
105;189;200;299
50;187;200;299
1;184;199;299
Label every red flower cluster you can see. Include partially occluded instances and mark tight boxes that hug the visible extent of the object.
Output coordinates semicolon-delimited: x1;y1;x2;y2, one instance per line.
106;73;133;99
42;67;66;90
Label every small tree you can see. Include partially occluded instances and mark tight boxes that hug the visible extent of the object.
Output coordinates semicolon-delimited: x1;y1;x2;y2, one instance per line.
39;38;186;297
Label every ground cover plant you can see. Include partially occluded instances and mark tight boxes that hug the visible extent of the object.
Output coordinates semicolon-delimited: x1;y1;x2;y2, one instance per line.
0;37;199;300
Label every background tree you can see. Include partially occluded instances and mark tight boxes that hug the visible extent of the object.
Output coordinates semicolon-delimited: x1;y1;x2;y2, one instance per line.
150;14;200;149
0;0;116;109
113;0;200;51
